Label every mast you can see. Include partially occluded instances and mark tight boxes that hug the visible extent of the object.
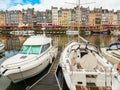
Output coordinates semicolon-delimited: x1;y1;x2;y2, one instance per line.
78;0;80;41
77;0;95;43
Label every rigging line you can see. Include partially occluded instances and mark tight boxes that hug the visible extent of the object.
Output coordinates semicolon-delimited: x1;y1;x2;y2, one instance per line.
18;67;28;88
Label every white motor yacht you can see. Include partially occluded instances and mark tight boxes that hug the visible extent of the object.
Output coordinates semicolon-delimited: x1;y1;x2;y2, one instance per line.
0;35;58;83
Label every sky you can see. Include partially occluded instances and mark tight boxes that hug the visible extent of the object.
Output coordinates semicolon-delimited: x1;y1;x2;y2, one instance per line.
0;0;120;11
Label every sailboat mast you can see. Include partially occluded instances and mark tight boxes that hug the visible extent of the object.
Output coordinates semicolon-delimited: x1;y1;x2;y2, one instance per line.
78;0;80;41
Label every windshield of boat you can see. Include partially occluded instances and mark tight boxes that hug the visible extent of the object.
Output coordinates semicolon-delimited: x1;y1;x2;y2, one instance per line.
80;43;98;52
20;43;50;54
20;45;42;54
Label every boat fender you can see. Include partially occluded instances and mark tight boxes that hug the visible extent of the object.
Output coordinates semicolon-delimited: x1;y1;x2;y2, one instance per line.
49;51;56;64
49;53;53;64
49;58;52;64
50;56;55;64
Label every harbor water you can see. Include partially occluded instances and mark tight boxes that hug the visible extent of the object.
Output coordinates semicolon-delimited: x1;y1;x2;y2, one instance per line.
0;34;119;90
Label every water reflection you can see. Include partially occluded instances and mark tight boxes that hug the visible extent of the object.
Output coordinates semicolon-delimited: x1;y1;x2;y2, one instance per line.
5;51;19;58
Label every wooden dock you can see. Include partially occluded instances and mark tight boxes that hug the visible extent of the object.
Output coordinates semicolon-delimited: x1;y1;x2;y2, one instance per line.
26;52;61;90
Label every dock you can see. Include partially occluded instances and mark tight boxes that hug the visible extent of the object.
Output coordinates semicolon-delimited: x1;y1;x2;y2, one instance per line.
26;51;61;90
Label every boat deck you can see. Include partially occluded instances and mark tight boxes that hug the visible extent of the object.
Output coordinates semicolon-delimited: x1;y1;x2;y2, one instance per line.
76;85;112;90
26;52;61;90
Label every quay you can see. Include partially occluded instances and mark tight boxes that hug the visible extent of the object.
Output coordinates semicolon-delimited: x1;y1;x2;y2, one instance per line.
0;28;92;35
26;49;62;90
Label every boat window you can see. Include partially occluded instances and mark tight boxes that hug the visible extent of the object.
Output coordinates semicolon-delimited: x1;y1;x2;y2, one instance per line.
41;43;50;53
21;45;42;54
21;45;30;54
29;45;41;54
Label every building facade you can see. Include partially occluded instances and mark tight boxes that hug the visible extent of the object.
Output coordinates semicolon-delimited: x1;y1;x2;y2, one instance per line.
51;6;58;25
0;6;120;29
5;10;22;26
0;11;5;26
22;8;34;25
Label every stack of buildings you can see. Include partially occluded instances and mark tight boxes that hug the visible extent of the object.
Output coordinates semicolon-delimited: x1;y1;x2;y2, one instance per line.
0;6;120;30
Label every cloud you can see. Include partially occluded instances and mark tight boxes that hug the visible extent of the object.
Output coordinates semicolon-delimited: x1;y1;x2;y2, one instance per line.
8;0;76;11
1;0;120;11
100;0;120;10
0;0;11;10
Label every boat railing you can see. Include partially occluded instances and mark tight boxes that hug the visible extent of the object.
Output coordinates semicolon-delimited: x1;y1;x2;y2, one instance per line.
5;56;39;69
65;40;76;47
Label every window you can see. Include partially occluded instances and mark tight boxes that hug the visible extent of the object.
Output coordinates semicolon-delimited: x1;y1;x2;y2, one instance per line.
29;46;41;54
41;43;50;53
21;45;30;54
21;45;42;54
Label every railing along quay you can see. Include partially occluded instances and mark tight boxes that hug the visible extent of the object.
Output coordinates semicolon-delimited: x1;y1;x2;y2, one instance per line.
0;28;67;35
0;28;93;35
26;48;62;90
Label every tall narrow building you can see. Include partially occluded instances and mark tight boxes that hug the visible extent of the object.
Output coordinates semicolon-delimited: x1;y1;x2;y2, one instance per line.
0;11;5;26
5;10;22;26
22;8;34;25
51;6;58;25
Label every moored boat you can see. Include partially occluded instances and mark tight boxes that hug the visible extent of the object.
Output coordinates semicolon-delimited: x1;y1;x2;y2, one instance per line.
60;0;120;89
101;39;120;64
59;37;119;90
91;30;110;35
10;30;34;36
66;30;79;35
0;35;58;83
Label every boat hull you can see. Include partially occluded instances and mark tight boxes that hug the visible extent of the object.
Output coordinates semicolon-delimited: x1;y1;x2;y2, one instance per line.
8;59;50;83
